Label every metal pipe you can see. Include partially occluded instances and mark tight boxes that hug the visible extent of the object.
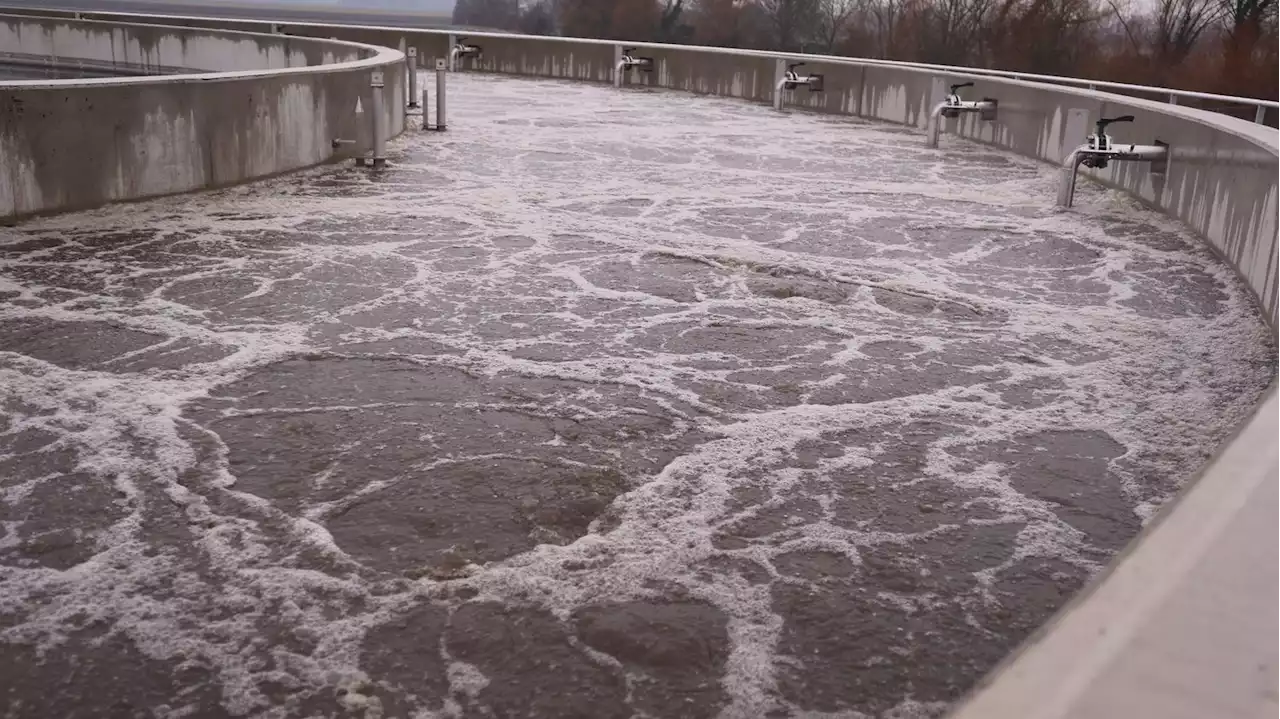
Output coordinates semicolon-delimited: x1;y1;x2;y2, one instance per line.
927;99;996;147
372;86;386;168
435;64;447;131
449;46;462;72
1111;144;1169;161
407;48;418;109
1058;146;1086;208
615;59;627;88
927;101;947;148
1057;143;1168;207
1256;105;1267;124
774;77;789;111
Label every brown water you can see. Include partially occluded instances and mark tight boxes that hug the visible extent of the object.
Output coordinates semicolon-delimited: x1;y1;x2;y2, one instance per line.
0;75;1273;719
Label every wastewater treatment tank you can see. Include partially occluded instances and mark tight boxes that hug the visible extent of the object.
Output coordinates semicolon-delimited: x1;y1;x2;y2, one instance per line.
0;74;1274;718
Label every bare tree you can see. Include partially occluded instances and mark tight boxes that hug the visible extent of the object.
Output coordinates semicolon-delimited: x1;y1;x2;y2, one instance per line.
758;0;821;50
904;0;991;64
659;0;696;40
1101;0;1145;55
815;0;862;51
557;0;617;37
983;0;1104;73
1152;0;1222;64
1217;0;1276;63
867;0;906;56
1220;0;1276;26
519;0;559;34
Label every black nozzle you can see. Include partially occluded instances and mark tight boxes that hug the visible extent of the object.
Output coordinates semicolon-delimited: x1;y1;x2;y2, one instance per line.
950;82;974;92
1096;115;1134;132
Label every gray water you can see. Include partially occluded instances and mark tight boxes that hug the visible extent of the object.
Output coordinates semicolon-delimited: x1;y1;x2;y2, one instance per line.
0;75;1273;719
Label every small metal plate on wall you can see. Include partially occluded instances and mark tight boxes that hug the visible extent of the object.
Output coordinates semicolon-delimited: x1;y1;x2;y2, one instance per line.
1151;140;1170;175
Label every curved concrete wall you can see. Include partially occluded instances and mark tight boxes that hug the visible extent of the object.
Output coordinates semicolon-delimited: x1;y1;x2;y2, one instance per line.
6;11;1278;716
0;15;406;219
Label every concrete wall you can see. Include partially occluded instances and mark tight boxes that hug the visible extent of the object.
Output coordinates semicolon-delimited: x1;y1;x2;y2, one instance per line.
0;15;405;219
0;15;364;73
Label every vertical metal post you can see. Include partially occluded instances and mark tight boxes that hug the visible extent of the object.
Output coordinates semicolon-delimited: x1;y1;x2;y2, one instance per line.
1058;153;1083;208
1168;93;1179;105
435;58;447;132
1254;105;1266;124
371;70;386;168
407;48;419;109
927;76;947;148
1061;108;1091;163
1057;107;1091;208
447;33;457;71
614;45;624;88
773;58;786;111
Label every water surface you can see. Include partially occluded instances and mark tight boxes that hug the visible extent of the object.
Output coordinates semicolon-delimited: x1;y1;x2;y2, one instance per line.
0;74;1273;719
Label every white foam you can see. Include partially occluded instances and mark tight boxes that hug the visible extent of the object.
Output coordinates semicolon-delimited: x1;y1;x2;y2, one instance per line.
0;73;1272;718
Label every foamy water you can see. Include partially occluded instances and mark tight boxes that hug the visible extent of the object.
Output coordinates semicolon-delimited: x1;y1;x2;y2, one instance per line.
0;74;1274;719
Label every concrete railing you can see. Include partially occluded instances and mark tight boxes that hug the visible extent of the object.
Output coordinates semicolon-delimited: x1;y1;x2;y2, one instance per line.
6;11;1278;716
0;14;406;219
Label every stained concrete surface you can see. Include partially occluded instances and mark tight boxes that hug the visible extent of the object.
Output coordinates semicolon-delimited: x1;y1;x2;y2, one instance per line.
0;75;1274;718
0;0;455;28
0;63;143;79
0;14;404;220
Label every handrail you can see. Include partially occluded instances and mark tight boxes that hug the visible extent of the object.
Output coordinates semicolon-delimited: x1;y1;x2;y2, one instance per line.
14;2;1276;120
440;29;1280;118
406;27;1280;114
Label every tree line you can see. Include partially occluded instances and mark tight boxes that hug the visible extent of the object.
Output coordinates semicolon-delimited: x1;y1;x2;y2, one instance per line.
452;0;1277;108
